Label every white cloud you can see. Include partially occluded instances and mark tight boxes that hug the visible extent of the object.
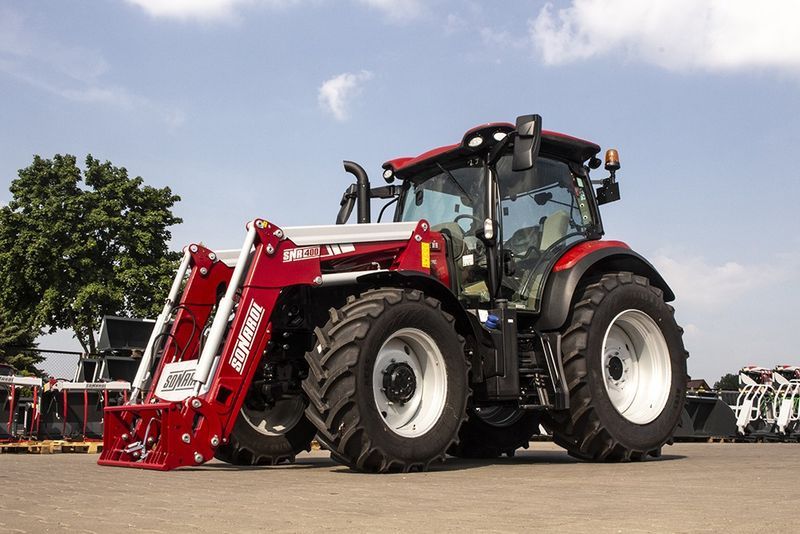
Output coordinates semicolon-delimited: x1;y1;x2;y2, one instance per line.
651;253;784;308
530;0;800;72
125;0;244;20
125;0;424;22
124;0;300;21
355;0;425;22
318;70;373;121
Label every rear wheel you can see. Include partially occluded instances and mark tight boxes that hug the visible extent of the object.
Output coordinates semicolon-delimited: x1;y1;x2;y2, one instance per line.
449;406;540;458
303;288;469;473
545;272;687;461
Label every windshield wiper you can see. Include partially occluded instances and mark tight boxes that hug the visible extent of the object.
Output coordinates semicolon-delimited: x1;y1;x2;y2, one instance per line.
436;163;472;203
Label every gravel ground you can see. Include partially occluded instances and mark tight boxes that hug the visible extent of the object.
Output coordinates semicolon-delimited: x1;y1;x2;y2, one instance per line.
1;442;797;533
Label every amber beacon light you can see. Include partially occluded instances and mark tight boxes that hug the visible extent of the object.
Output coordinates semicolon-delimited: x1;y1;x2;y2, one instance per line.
604;148;620;172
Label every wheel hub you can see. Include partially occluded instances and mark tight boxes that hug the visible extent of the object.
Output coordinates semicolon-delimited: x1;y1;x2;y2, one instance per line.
607;355;625;381
382;362;417;404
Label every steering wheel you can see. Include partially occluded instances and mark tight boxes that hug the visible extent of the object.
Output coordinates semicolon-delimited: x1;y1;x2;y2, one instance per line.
454;214;482;234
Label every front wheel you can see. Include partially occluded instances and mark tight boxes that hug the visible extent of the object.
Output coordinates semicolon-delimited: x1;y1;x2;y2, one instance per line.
303;288;469;473
215;358;317;465
545;272;688;461
215;397;317;465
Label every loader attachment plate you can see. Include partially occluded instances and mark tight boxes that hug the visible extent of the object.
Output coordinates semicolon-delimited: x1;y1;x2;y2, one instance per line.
99;398;222;470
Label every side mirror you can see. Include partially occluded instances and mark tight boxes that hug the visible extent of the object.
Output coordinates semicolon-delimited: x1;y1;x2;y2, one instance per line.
336;183;357;224
512;114;542;171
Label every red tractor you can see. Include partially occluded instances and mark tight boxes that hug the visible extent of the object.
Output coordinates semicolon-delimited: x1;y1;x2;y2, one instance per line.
99;114;687;472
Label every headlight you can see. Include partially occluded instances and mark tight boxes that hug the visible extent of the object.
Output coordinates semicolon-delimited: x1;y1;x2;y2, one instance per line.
483;218;494;240
467;136;483;148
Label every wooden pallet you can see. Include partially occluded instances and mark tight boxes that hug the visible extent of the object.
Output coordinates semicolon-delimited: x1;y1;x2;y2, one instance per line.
706;436;738;443
0;440;104;454
0;441;56;454
55;441;103;454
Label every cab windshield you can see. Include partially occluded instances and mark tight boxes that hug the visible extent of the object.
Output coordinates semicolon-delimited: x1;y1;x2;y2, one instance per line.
398;154;596;310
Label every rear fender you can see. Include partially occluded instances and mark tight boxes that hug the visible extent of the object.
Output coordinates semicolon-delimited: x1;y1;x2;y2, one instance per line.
535;243;674;331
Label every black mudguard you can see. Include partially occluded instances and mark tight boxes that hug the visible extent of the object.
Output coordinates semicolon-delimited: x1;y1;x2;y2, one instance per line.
535;246;674;332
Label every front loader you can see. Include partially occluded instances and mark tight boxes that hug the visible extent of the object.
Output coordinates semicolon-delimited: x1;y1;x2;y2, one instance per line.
100;114;688;472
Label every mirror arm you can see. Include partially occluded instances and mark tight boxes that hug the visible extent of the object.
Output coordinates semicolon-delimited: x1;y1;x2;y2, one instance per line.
336;183;358;225
370;185;400;199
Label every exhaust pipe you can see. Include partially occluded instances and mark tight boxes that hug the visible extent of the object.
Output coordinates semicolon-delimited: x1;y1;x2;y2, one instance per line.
343;160;370;224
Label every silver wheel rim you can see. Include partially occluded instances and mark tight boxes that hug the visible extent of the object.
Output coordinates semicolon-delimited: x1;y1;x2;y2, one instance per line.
601;309;672;425
241;397;305;437
372;327;447;437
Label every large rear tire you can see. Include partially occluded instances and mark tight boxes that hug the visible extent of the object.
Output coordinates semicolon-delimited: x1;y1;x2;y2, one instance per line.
449;406;540;458
303;288;469;473
545;272;688;461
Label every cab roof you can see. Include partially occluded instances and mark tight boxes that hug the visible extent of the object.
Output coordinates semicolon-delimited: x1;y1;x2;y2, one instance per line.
383;121;601;179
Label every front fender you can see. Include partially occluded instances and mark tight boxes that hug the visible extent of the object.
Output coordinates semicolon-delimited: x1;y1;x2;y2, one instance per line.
535;241;674;331
355;270;478;342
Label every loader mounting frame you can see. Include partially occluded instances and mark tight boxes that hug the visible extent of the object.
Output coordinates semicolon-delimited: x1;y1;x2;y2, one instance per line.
99;218;434;469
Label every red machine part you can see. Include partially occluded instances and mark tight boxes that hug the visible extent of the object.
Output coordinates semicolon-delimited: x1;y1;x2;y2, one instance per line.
1;377;41;442
100;219;439;470
54;385;128;441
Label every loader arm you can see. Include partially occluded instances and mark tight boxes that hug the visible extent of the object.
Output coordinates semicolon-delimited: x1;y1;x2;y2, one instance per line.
100;218;438;470
136;245;235;403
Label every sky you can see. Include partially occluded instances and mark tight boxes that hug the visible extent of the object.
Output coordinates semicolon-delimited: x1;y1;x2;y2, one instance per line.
1;0;799;383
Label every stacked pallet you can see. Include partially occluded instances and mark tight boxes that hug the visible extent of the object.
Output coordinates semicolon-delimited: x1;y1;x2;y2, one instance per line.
0;440;103;454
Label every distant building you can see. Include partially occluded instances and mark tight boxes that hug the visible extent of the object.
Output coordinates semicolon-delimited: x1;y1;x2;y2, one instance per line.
687;378;711;392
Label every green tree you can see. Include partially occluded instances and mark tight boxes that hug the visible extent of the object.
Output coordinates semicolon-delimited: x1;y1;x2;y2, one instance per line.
713;373;739;391
0;154;181;354
0;309;41;375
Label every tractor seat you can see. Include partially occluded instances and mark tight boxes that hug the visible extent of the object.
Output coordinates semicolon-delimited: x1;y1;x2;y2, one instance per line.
539;210;569;251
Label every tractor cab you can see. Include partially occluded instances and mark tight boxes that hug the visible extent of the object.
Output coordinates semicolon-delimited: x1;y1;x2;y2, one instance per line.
382;119;610;313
